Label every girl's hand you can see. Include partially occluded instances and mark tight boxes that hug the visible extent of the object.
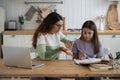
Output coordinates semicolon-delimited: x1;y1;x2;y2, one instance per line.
79;53;87;60
61;47;73;56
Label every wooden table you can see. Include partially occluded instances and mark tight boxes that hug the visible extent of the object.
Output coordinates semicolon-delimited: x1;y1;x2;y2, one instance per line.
0;59;120;78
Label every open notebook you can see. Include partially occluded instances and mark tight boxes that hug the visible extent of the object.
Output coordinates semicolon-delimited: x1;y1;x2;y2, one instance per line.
2;45;44;69
74;58;101;64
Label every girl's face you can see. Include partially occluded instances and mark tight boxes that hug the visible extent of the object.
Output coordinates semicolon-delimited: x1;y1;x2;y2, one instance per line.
50;20;63;34
82;28;94;42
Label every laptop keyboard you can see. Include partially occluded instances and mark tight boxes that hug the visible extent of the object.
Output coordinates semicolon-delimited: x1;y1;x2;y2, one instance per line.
32;62;40;66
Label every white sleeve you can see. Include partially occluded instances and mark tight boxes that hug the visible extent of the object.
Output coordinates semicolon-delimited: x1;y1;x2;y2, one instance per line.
59;31;66;40
37;34;45;45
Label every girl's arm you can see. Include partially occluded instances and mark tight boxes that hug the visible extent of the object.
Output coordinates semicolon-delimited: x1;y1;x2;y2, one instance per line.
73;53;78;59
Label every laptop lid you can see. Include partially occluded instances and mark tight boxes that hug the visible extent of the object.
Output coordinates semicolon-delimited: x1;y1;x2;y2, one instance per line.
2;45;44;69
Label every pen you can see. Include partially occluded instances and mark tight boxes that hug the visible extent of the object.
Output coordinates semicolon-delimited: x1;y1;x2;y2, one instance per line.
110;53;114;59
108;53;114;59
108;54;112;59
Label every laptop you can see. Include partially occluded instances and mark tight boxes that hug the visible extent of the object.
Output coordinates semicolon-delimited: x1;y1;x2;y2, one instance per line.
2;45;44;69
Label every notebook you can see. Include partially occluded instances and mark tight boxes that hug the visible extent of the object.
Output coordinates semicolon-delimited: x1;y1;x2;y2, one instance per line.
74;58;102;64
2;45;44;69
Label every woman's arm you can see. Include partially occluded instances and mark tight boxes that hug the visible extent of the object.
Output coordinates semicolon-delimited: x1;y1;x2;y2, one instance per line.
36;44;62;60
61;47;73;56
36;44;46;60
64;40;72;50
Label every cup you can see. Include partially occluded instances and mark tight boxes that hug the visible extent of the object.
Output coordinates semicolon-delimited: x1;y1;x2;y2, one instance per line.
109;59;120;69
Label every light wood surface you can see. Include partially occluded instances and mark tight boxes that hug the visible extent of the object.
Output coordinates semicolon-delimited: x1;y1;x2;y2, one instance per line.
2;30;120;35
0;59;120;78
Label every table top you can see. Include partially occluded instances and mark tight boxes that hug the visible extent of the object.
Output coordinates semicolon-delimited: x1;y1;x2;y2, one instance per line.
0;59;120;78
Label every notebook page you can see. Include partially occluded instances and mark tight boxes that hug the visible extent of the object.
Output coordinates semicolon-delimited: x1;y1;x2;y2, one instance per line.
74;58;101;64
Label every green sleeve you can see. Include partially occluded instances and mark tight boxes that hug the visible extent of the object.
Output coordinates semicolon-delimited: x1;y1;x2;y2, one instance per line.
45;46;61;57
35;44;46;60
61;37;68;43
35;44;61;60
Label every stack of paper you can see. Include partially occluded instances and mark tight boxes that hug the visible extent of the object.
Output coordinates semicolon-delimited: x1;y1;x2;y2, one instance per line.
89;64;113;71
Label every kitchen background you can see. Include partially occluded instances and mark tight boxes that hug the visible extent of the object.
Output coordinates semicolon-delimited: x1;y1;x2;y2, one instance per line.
0;0;120;60
0;0;120;80
0;0;120;31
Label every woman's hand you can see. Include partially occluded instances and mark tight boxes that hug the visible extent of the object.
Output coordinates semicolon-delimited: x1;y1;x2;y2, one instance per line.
65;40;72;50
61;47;73;56
79;53;87;60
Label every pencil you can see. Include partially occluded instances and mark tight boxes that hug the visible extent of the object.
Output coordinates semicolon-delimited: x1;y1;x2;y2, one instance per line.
110;53;114;59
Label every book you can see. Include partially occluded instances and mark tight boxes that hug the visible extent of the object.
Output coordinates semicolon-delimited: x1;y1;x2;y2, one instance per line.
90;64;112;69
89;64;113;71
89;66;109;71
74;58;101;64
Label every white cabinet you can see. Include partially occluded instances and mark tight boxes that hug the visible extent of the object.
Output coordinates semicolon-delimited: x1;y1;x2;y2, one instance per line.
99;35;120;57
3;34;33;47
3;35;25;47
3;34;35;59
24;35;33;47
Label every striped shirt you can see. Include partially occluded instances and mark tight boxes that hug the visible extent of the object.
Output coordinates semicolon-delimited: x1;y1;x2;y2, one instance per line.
35;31;67;60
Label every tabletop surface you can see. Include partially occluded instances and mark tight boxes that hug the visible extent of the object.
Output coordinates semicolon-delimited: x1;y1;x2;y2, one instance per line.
0;59;120;78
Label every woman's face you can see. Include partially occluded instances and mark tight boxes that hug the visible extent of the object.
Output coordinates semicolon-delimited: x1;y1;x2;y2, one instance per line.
50;20;63;34
82;28;94;42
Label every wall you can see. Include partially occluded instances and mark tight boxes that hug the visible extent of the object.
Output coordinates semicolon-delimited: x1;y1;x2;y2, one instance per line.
0;0;116;30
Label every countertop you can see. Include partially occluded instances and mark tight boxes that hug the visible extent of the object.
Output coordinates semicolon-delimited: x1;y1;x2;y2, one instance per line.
2;30;120;35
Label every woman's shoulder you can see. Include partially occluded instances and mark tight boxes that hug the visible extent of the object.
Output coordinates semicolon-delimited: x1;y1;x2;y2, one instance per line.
38;34;45;39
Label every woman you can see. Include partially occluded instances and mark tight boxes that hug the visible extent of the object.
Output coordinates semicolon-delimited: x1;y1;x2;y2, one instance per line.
31;12;72;80
72;20;105;80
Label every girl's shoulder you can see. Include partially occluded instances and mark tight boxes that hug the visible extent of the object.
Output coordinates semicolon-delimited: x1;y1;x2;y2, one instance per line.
74;39;82;43
74;39;83;42
74;39;90;45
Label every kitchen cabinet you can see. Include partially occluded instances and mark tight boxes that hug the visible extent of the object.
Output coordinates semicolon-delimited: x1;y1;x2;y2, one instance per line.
3;34;35;59
24;35;33;47
3;35;25;47
3;34;33;47
99;35;120;57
